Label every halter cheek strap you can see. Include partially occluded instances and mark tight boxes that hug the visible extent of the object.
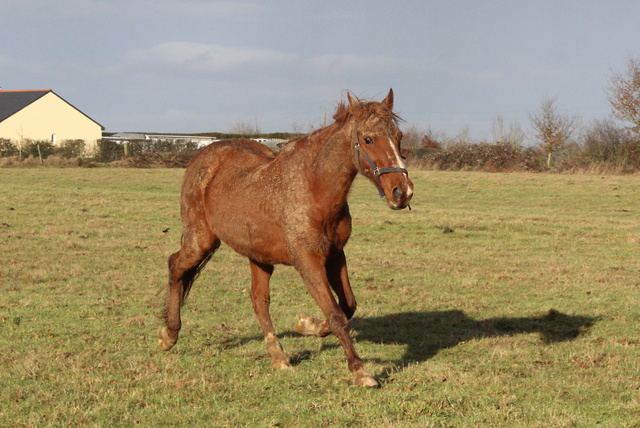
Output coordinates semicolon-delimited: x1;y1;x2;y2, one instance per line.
352;136;409;198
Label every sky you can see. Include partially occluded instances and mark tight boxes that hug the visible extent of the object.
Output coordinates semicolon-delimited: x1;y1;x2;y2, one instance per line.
2;0;639;142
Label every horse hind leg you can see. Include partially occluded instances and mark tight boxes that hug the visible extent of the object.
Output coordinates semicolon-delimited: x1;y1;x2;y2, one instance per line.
158;230;220;351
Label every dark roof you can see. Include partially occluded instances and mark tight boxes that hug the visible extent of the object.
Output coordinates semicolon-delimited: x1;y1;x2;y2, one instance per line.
0;90;50;123
0;89;104;130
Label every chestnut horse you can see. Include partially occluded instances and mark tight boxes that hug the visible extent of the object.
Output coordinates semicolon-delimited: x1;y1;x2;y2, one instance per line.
159;89;413;387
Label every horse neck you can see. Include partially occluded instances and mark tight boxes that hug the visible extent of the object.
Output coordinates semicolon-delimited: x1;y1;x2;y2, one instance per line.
305;122;358;207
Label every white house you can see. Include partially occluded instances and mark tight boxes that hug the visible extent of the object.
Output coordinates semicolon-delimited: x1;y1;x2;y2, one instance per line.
0;89;104;152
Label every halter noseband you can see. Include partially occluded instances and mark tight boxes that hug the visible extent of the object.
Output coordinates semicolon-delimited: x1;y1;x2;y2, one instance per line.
352;133;409;198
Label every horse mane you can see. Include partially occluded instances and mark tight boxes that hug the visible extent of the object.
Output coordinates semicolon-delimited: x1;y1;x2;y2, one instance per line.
277;94;402;154
332;96;402;128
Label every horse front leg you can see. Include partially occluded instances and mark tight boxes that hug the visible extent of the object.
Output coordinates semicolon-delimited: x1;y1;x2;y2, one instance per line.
295;252;378;387
249;259;291;369
294;250;356;337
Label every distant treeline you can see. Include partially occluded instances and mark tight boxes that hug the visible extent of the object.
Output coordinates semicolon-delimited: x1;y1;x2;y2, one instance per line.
192;131;300;141
2;131;639;173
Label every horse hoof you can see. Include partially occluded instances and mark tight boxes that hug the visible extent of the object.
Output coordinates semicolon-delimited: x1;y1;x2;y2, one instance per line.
294;316;328;337
294;316;314;335
272;360;293;370
354;369;380;388
158;327;176;351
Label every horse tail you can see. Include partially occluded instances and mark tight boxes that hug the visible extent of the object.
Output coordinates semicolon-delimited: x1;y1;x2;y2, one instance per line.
179;248;214;305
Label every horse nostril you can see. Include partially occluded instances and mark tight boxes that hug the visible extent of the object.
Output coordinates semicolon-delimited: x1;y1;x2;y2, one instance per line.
392;186;403;201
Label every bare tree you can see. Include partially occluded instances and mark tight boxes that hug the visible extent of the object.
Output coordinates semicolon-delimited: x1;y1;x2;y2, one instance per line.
228;120;261;135
421;126;444;149
449;126;472;146
290;120;319;134
608;56;640;134
400;124;425;149
492;114;525;147
529;98;579;168
492;114;507;143
507;122;526;147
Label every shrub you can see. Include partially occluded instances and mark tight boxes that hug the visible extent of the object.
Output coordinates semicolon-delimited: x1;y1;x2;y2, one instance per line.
0;139;18;157
421;134;442;150
91;138;200;167
94;139;124;163
123;139;199;157
111;151;194;168
23;140;55;159
55;139;85;158
553;120;640;173
582;120;640;172
406;141;544;172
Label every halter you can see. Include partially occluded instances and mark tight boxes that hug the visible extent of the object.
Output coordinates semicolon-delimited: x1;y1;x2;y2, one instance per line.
352;131;409;198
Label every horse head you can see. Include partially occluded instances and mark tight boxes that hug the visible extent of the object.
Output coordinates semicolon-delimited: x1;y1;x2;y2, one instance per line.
342;89;414;210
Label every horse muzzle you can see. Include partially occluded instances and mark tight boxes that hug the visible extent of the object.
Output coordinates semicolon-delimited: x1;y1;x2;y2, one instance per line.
384;175;413;210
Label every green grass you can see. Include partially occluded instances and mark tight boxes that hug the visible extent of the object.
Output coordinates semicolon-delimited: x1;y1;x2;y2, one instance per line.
1;168;639;427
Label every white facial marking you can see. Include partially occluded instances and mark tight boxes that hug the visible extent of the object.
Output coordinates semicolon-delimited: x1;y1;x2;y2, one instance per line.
387;137;406;170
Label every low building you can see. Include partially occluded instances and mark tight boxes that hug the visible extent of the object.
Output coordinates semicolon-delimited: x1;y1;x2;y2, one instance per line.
103;133;287;150
0;89;104;152
103;133;219;149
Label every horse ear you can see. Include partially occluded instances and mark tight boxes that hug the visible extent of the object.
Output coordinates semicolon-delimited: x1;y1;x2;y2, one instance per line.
347;92;359;108
382;88;394;110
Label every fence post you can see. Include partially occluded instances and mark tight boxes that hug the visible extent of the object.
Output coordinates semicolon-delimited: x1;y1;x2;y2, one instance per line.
37;143;43;164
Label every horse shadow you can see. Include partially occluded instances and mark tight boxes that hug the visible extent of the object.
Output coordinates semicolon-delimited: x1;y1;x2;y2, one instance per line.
232;309;595;377
349;309;596;377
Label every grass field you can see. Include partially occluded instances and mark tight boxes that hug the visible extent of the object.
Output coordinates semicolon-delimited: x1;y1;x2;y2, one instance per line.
1;168;639;427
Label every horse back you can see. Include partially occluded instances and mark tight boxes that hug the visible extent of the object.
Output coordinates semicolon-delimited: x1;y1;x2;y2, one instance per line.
181;139;275;199
188;139;275;171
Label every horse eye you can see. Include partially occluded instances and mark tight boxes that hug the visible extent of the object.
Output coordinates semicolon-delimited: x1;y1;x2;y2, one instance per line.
364;136;374;145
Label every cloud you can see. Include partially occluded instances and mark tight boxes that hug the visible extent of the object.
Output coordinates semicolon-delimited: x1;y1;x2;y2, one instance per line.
0;54;40;82
457;70;505;83
3;0;262;19
123;42;404;84
125;42;295;77
0;54;23;69
305;54;399;77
